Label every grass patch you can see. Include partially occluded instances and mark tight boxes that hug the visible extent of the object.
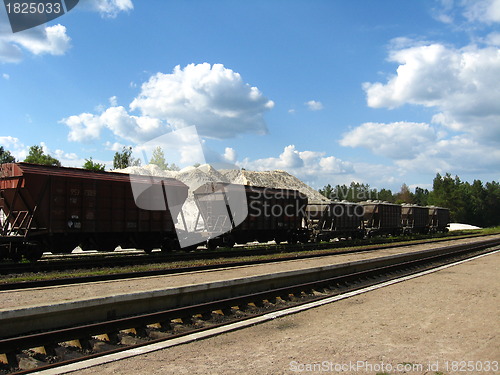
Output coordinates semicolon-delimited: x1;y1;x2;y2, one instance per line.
1;226;499;284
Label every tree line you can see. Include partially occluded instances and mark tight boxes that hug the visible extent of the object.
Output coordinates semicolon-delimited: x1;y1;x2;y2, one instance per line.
0;145;179;171
320;174;500;227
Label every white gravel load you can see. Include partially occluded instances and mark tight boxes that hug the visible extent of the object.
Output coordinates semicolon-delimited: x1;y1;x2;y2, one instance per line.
115;164;327;232
115;164;328;202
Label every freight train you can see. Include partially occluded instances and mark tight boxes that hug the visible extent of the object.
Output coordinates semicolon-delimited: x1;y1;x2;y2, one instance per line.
0;163;450;261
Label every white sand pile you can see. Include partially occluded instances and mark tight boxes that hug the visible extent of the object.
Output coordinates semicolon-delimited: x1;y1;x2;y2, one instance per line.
115;164;328;231
220;169;329;203
448;223;482;231
115;164;328;202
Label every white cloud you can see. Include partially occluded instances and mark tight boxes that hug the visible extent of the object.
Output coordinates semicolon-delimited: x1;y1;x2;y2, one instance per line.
340;122;437;159
395;135;500;174
485;32;500;46
0;136;27;160
434;0;500;25
104;141;126;152
0;1;132;63
109;96;118;106
86;0;134;18
223;147;237;163
61;106;167;143
339;121;500;177
64;63;274;143
0;23;71;62
463;0;500;24
363;42;500;141
2;73;9;80
305;100;323;111
239;145;354;187
130;63;274;139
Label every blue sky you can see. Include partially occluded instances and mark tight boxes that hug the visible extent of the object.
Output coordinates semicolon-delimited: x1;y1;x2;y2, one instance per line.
1;0;499;191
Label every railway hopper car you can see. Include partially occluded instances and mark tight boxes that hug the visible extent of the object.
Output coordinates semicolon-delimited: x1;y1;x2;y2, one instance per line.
193;182;309;249
0;163;188;260
361;201;402;236
401;204;429;234
427;206;450;233
305;201;364;241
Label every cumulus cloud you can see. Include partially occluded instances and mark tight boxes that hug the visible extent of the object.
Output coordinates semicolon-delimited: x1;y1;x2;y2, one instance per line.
130;63;274;139
0;23;71;63
0;1;132;63
463;0;500;24
339;121;500;177
340;122;437;160
61;106;166;143
239;145;354;186
433;0;500;25
86;0;134;18
223;147;237;163
305;100;323;111
395;135;500;174
64;63;274;142
363;42;500;141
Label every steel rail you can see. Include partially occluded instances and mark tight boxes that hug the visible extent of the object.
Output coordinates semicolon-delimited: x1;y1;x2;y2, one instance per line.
1;233;496;291
1;239;498;374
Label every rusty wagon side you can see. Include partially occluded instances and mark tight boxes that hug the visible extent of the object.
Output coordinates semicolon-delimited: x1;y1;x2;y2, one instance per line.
0;163;188;260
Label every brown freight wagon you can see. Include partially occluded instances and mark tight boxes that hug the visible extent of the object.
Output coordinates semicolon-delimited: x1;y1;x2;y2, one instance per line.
193;182;309;249
360;200;402;236
401;204;429;234
305;201;364;241
0;163;188;261
427;206;450;233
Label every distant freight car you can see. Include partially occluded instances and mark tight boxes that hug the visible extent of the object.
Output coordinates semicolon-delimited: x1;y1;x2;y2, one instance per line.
193;182;308;249
361;201;402;236
427;206;450;233
0;163;188;260
305;201;364;241
401;204;429;234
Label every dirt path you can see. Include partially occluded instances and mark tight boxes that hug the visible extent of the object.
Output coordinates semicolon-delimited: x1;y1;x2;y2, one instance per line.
72;251;499;375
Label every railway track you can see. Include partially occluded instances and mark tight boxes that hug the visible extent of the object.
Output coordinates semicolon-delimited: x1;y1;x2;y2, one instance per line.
1;238;499;374
0;233;494;291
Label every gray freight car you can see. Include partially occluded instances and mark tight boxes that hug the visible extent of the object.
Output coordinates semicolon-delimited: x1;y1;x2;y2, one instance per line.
360;200;402;236
193;182;308;249
427;206;450;233
305;201;364;241
401;204;429;234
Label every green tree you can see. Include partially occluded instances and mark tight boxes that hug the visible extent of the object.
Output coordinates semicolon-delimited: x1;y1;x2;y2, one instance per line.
376;188;395;203
395;183;413;204
413;187;429;206
148;146;180;171
0;146;16;164
149;146;168;170
319;184;334;199
113;146;141;169
24;145;61;166
83;157;105;171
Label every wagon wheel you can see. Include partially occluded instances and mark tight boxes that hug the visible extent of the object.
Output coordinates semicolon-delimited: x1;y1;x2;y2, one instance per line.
223;235;235;249
206;239;218;251
25;244;44;262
